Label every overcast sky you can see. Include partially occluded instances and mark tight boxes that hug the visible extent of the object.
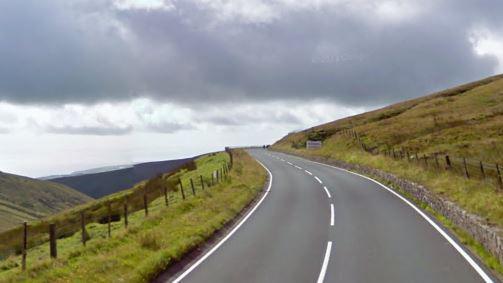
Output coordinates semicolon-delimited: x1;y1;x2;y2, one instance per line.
1;0;502;177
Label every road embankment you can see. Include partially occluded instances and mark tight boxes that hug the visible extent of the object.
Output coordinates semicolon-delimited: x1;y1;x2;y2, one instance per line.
0;149;267;283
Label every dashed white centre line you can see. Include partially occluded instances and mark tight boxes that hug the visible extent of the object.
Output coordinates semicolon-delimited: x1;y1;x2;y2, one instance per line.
317;241;333;283
314;176;323;184
323;186;331;198
295;165;302;170
287;161;293;165
305;170;313;175
330;204;334;226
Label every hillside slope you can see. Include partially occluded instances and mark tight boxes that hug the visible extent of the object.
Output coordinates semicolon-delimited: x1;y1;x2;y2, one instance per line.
276;74;503;163
0;172;93;232
0;151;266;282
273;74;503;274
50;158;194;198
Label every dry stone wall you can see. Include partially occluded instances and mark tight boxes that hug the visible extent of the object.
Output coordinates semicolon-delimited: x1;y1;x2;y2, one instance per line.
274;150;503;265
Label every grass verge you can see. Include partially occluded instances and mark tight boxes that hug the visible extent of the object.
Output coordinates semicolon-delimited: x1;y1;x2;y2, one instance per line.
273;136;503;278
0;149;266;282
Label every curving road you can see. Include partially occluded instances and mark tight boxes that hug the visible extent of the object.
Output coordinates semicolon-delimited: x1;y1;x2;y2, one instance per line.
167;149;497;283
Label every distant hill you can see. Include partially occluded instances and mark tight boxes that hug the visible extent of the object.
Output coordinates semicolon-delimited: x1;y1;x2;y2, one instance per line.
51;158;194;198
275;74;503;163
41;164;133;180
0;172;93;232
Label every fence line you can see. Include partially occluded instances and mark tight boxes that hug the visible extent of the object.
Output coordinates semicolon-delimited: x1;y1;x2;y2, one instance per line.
338;128;503;191
0;153;233;272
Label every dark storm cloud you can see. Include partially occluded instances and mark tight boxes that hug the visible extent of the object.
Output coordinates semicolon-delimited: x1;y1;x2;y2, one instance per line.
46;125;133;136
0;0;502;107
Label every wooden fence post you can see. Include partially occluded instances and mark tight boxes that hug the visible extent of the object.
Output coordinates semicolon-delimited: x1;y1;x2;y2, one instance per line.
479;161;486;179
22;221;27;271
200;175;205;190
49;224;57;259
179;179;186;200
216;170;220;183
143;188;149;216
496;164;503;190
434;154;440;170
211;173;215;186
164;187;168;206
190;178;196;196
445;155;452;170
107;202;112;238
423;155;428;167
415;152;419;163
463;158;470;179
81;212;87;246
124;201;128;229
225;147;234;169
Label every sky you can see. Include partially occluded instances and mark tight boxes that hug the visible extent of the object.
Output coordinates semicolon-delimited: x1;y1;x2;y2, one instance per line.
0;0;502;177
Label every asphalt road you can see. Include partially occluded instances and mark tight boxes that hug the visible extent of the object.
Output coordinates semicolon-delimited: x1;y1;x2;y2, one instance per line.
169;149;497;283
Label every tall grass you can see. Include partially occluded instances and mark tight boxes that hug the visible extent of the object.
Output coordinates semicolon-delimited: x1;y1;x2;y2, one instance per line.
0;150;266;282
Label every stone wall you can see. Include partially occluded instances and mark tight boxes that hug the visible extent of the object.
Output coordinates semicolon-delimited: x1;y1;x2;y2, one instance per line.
274;149;503;265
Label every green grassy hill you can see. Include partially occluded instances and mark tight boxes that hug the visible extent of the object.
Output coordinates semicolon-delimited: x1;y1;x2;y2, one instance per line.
0;172;93;232
276;74;503;163
0;150;266;282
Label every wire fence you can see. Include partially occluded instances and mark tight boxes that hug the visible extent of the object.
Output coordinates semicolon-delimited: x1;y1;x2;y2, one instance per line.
339;128;503;191
0;151;234;272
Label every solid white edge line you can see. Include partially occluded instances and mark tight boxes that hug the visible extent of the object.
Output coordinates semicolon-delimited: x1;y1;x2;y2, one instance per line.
294;156;494;283
172;158;273;283
314;176;323;184
317;241;333;283
305;170;313;175
323;186;332;198
330;204;334;226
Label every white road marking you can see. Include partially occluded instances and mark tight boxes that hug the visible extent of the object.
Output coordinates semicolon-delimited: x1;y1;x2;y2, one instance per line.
314;176;323;184
330;204;334;226
323;186;331;198
317;241;333;283
295;165;303;170
287;161;293;165
280;158;285;161
172;159;274;283
291;155;494;283
305;170;313;175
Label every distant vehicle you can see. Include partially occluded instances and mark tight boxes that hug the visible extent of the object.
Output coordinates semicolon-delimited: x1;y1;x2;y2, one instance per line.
306;140;322;149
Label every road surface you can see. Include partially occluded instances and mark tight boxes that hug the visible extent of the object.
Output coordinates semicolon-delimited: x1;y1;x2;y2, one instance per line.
168;149;497;283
